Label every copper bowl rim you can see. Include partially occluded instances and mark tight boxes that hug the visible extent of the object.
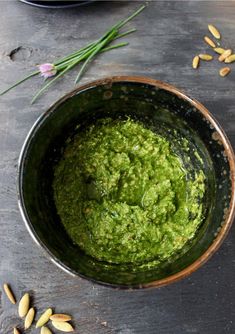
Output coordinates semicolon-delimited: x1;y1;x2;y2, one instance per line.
18;75;235;289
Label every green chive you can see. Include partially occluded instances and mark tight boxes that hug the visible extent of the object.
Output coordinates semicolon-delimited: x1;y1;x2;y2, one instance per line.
0;5;146;103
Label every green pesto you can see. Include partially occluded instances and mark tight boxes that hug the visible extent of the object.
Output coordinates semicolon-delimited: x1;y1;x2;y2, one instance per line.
53;119;205;265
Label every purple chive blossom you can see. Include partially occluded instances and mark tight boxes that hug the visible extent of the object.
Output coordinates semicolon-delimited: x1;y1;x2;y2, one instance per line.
38;63;57;78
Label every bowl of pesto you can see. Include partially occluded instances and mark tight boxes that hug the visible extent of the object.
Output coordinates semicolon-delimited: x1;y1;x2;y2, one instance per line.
18;76;235;288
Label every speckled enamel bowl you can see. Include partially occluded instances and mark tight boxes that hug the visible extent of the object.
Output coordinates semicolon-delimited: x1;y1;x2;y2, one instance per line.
18;76;235;289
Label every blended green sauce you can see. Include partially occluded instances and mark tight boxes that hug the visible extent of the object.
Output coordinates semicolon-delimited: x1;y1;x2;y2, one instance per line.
53;119;205;265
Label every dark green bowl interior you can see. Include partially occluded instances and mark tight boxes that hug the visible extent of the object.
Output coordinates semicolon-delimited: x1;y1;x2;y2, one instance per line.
19;80;233;287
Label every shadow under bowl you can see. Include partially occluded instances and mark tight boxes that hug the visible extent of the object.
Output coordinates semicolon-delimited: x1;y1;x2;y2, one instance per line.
18;76;235;289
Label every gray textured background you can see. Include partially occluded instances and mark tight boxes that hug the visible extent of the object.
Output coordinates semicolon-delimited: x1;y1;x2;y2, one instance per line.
0;1;235;333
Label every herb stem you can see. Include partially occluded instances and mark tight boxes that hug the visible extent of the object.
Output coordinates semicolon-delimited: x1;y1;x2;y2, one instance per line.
101;42;129;52
114;28;137;40
74;29;118;84
56;41;129;71
54;42;96;66
0;71;39;96
116;5;146;30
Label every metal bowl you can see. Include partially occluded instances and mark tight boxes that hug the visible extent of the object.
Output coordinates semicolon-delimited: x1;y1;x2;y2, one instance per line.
18;76;235;289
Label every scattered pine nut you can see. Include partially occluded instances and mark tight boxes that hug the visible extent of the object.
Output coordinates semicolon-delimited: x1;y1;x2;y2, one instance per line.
13;328;21;334
192;55;200;69
3;284;16;304
204;36;216;48
51;321;74;332
199;54;213;61
25;307;35;329
41;326;53;334
214;47;226;55
219;67;231;77
50;314;72;322
224;54;235;63
18;293;30;318
3;289;77;334
218;49;232;62
36;308;53;328
208;24;221;39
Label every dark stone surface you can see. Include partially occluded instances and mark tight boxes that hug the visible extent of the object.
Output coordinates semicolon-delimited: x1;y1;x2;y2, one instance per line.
0;1;234;333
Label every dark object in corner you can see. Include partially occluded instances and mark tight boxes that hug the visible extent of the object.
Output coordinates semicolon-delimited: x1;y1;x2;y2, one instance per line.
19;0;92;9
